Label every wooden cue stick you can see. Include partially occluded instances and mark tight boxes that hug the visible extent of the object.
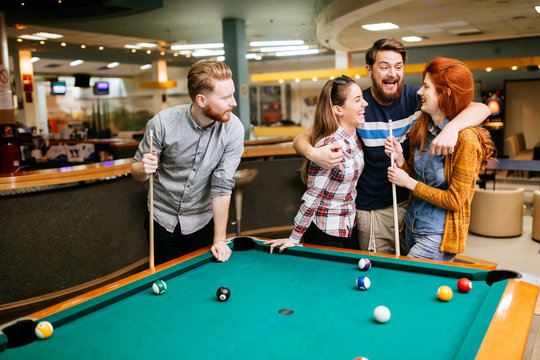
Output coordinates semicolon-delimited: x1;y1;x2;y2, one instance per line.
389;120;400;256
149;129;155;269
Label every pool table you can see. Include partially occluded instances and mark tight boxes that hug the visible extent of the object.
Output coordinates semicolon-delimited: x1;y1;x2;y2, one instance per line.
1;237;538;359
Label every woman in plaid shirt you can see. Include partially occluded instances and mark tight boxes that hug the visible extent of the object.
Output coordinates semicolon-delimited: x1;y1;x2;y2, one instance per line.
266;75;367;253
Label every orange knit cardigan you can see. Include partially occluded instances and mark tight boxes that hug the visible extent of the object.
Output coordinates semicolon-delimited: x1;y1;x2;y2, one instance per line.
402;127;484;254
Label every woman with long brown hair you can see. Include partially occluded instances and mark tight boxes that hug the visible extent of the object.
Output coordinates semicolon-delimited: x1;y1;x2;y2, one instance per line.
266;75;367;252
385;57;495;261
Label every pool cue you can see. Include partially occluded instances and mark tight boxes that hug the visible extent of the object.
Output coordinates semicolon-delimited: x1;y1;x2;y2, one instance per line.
149;129;155;269
389;120;400;256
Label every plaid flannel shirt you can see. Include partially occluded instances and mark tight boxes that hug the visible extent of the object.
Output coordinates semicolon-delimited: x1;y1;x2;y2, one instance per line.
290;127;364;243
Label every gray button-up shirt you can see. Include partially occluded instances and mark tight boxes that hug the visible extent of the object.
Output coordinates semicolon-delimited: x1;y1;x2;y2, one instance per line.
133;104;244;234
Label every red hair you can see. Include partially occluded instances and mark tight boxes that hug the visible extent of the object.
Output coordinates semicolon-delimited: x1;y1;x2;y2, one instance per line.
409;57;494;167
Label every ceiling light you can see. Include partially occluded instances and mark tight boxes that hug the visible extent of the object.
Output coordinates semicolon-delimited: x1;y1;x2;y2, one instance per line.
275;49;319;57
279;79;284;83
160;51;165;55
245;53;259;59
81;44;86;49
192;49;225;57
217;56;225;61
355;74;360;79
107;62;119;68
171;43;223;50
361;23;399;31
250;40;304;47
34;32;63;39
131;49;136;53
140;64;152;70
312;77;318;81
401;36;422;42
295;78;300;83
19;34;46;41
98;46;104;51
17;38;22;43
60;42;67;47
173;53;179;57
39;40;45;45
485;67;492;72
535;6;540;13
30;57;40;63
146;50;151;54
70;60;83;67
124;44;140;49
137;42;158;48
178;50;191;55
260;45;309;53
511;66;518;70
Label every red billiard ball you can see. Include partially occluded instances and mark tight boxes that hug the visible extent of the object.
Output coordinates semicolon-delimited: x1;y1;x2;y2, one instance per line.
457;278;472;293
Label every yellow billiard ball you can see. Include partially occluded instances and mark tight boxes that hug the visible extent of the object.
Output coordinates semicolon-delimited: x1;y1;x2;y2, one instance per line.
437;285;453;302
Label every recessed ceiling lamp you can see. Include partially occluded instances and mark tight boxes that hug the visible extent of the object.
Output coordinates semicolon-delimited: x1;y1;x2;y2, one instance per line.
81;44;86;49
70;60;83;67
30;57;40;63
401;36;422;42
192;49;225;57
511;66;518;70
60;42;67;47
146;50;151;54
361;23;399;31
485;67;493;72
137;43;158;48
250;40;304;46
107;62;119;68
275;49;319;57
39;40;45;45
19;34;46;41
34;32;63;39
98;46;104;51
171;43;223;50
140;64;152;70
260;45;309;53
124;44;140;49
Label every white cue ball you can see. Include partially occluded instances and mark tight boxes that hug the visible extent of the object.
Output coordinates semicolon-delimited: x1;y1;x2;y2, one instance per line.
373;305;391;323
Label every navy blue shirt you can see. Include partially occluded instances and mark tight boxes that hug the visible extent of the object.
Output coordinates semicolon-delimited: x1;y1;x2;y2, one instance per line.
355;85;421;210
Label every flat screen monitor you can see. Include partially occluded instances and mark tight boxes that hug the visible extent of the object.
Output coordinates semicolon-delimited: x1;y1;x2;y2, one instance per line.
93;81;109;95
51;82;67;95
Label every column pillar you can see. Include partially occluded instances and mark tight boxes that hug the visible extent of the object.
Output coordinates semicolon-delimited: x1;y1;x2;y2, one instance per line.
152;59;168;113
222;18;250;139
335;50;352;70
18;50;40;131
0;12;14;124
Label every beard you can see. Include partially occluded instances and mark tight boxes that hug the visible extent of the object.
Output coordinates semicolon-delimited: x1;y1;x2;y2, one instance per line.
371;77;404;104
203;104;233;123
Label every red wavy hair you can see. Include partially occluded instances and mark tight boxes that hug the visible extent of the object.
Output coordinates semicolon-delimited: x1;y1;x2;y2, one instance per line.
409;57;494;166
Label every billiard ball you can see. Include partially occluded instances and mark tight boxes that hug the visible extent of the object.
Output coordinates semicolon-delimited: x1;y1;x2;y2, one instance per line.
356;276;370;290
216;286;230;302
358;258;371;271
373;305;391;323
152;280;167;295
457;278;472;293
437;285;453;301
35;321;53;339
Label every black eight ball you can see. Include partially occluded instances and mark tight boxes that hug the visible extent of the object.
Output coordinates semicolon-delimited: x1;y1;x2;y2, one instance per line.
216;286;230;302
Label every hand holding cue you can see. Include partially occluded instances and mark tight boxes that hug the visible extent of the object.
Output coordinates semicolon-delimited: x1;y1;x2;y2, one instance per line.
149;129;155;269
389;120;400;256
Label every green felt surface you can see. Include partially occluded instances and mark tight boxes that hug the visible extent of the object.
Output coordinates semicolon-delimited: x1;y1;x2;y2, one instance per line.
0;243;506;360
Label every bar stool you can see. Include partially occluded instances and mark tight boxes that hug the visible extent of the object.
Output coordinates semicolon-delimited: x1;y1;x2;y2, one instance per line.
232;169;258;236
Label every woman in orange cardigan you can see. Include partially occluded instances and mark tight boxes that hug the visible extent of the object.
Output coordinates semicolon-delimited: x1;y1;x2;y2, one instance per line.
385;57;495;261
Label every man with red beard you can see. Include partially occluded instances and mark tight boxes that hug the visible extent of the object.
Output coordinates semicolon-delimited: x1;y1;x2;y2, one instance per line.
293;39;490;254
131;59;244;264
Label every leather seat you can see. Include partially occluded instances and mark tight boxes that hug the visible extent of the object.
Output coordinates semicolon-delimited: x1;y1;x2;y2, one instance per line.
469;187;525;237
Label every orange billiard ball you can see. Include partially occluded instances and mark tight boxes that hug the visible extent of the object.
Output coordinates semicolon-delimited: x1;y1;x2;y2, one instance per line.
457;278;472;293
437;285;453;302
